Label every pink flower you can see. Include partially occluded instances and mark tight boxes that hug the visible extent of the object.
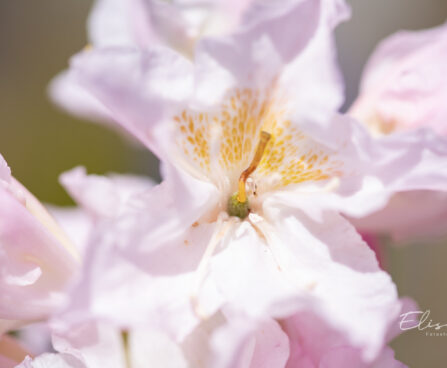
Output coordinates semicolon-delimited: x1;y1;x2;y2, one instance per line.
50;0;447;361
0;154;79;333
350;22;447;136
17;315;289;368
17;305;408;368
349;23;447;242
87;0;253;54
282;306;409;368
49;0;256;124
352;190;447;243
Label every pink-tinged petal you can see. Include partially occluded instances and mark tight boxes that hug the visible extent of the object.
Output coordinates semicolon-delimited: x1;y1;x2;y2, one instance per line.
88;0;252;53
247;318;290;368
70;47;194;158
360;232;385;269
0;185;78;322
209;222;311;317
49;70;115;124
7;178;79;260
195;0;349;110
52;321;126;368
132;0;197;55
129;329;188;368
269;212;400;362
60;164;218;237
210;314;289;368
353;191;447;242
0;154;11;182
66;0;349;166
0;157;78;324
88;0;209;51
88;0;154;48
282;310;406;368
135;0;255;56
56;170;221;340
346;23;447;242
0;355;17;368
209;210;400;362
56;219;221;341
59;167;155;219
268;114;447;221
47;206;92;258
17;354;87;368
49;0;252;124
29;316;289;368
350;22;447;136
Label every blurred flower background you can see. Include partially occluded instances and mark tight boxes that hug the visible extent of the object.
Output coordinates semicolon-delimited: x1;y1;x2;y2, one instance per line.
1;1;446;366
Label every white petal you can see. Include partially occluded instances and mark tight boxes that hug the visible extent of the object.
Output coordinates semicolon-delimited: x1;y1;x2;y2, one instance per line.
49;70;114;124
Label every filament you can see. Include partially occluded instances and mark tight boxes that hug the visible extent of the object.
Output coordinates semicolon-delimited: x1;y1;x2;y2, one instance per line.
191;216;234;319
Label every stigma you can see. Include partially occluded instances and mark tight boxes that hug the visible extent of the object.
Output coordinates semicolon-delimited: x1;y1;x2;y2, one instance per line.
227;131;271;218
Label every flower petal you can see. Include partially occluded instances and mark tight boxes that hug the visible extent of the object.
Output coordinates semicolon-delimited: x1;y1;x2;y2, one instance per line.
210;313;290;368
267;115;447;220
351;22;447;135
282;311;405;368
56;169;221;340
209;212;400;361
52;321;125;368
129;328;188;368
70;46;194;158
47;206;93;258
60;166;155;219
352;190;447;242
49;70;115;124
0;186;77;322
0;154;11;183
0;355;17;368
195;0;349;109
88;0;152;48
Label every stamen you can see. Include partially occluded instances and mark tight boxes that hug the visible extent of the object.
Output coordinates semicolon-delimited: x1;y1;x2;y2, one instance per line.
121;331;132;368
191;216;233;319
237;131;271;203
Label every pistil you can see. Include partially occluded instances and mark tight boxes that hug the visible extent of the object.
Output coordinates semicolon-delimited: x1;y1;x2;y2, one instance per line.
228;131;271;218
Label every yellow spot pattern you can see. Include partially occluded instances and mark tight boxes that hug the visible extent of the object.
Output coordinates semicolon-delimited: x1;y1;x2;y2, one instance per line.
256;119;343;189
172;88;343;191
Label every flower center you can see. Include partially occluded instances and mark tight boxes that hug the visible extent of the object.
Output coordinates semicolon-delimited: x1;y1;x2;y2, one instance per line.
227;131;271;218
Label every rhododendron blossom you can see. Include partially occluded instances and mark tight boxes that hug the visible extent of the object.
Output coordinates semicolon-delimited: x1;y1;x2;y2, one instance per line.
45;0;447;363
18;315;289;368
50;0;255;123
3;0;447;367
350;21;447;137
349;22;447;242
0;155;79;333
17;307;408;368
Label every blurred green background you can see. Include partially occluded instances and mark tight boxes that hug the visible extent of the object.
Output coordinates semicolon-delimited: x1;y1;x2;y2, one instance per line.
1;0;447;366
